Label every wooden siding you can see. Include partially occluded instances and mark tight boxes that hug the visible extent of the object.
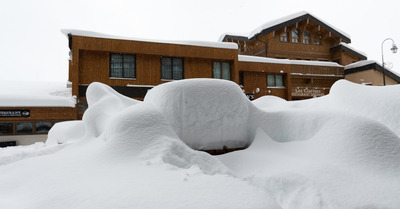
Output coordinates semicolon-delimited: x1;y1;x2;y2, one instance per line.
345;69;399;86
69;36;239;97
230;19;343;61
0;107;76;121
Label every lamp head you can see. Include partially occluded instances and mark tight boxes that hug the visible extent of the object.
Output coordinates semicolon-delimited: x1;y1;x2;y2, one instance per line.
391;44;398;53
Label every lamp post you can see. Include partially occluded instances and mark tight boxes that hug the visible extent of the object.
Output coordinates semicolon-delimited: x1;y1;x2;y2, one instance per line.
381;38;398;86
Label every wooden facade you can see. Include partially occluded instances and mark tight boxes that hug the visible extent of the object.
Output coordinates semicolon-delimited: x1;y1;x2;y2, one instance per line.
0;107;76;146
66;32;238;118
221;12;367;100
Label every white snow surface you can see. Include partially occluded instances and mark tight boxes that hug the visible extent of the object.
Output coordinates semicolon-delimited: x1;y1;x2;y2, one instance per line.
144;79;252;150
0;80;75;107
345;59;377;70
1;79;400;209
63;29;238;50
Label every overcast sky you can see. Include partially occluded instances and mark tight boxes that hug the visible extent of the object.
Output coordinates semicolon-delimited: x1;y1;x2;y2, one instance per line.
1;0;399;82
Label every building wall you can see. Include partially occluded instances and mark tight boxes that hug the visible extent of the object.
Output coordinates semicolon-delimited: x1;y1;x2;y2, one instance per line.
68;35;239;118
238;61;291;100
0;107;76;146
341;52;361;66
345;69;398;86
70;36;239;97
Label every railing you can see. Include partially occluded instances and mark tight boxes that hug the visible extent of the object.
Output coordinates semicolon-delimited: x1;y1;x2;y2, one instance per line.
291;65;344;77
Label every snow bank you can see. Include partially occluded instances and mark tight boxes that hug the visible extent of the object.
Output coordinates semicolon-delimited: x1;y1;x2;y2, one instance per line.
83;82;141;138
0;80;75;107
144;79;252;150
46;121;86;145
1;79;400;209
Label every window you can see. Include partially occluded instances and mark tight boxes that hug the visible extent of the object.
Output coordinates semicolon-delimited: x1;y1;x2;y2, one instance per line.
110;54;136;79
280;32;288;42
16;123;33;134
161;57;184;80
314;36;321;45
267;74;284;87
213;61;230;80
303;31;310;44
36;122;52;134
0;123;13;135
291;29;300;43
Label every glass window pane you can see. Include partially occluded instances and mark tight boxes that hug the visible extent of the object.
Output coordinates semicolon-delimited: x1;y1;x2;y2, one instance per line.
213;62;221;79
123;55;135;78
17;123;33;134
36;122;52;134
172;58;183;80
110;54;123;77
267;75;275;86
292;29;299;38
292;29;299;43
0;123;13;135
161;58;172;79
280;32;288;42
275;75;283;87
222;62;230;80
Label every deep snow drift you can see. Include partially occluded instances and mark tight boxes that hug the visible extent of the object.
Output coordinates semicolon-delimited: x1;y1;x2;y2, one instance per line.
1;79;400;209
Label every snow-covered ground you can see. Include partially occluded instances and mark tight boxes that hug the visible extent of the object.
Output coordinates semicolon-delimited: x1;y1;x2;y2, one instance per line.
0;79;399;209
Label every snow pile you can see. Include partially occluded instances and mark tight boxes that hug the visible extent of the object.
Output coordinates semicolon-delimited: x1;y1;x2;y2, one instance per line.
1;79;400;209
145;79;252;150
0;80;75;107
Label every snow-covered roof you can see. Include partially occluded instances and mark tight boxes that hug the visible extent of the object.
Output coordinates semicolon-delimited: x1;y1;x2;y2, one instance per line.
0;80;75;107
345;60;377;70
62;29;238;50
345;60;400;83
331;42;367;60
239;55;343;68
219;11;351;43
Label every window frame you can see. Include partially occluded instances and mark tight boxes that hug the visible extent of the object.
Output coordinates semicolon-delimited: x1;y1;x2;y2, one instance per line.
161;57;184;80
213;61;231;80
313;36;321;45
280;32;288;42
16;122;34;135
303;31;310;44
0;123;14;135
291;29;300;43
0;121;59;135
109;53;136;79
267;74;285;88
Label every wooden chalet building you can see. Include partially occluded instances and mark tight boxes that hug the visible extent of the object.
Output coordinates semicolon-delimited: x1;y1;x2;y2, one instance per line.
219;11;368;100
2;11;399;147
63;11;398;118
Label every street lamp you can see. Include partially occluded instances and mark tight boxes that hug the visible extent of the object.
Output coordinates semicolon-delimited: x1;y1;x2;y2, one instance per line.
381;38;398;86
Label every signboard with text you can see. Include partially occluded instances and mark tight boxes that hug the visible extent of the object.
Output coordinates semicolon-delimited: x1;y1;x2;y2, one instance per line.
292;88;327;98
0;110;30;118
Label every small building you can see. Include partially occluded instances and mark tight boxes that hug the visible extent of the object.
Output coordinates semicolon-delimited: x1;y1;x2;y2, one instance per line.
0;81;76;146
344;60;400;85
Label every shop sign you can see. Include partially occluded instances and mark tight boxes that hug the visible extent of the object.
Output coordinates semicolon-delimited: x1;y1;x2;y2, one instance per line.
0;110;30;118
292;88;325;97
245;93;255;100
